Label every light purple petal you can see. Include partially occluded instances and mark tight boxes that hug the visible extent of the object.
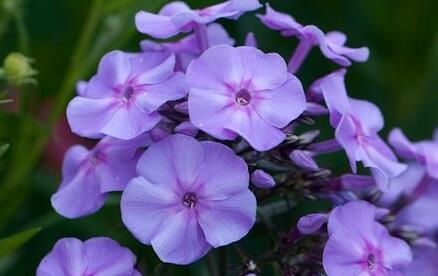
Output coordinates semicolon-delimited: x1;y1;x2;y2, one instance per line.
51;169;107;219
66;97;116;139
82;237;138;275
186;45;244;91
402;248;438;276
96;158;138;193
256;4;303;34
320;69;350;127
131;53;175;85
188;87;238;140
388;128;416;160
60;145;89;187
151;210;211;265
195;141;249;199
135;72;188;114
340;174;375;192
349;98;384;135
254;74;306;128
197;190;256;247
100;105;161;140
224;106;286;151
245;32;257;47
251;169;275;189
374;223;413;270
136;135;205;192
37;238;84;276
121;177;181;245
238;46;288;91
297;213;328;234
76;80;88;96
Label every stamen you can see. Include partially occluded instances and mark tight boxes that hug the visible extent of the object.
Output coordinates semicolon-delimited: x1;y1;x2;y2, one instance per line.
235;90;251;106
367;254;376;270
182;192;197;209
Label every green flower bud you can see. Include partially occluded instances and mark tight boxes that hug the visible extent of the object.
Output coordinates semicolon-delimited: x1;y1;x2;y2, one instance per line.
2;52;37;86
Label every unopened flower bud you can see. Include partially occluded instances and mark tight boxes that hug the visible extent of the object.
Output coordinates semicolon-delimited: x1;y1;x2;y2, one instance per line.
2;52;37;86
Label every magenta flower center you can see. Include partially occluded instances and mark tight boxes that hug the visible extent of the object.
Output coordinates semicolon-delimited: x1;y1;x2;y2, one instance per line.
235;90;251;106
122;86;134;100
182;192;198;209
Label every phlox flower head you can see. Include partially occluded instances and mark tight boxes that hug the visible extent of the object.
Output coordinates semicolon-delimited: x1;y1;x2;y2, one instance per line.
323;201;412;276
67;50;187;140
51;134;150;218
389;128;438;180
140;23;234;71
135;0;261;39
121;134;256;264
36;237;140;276
320;69;406;191
187;45;306;151
257;4;369;67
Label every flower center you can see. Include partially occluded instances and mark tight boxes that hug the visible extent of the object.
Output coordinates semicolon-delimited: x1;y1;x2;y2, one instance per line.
235;90;251;106
122;86;134;100
367;253;376;270
182;192;197;209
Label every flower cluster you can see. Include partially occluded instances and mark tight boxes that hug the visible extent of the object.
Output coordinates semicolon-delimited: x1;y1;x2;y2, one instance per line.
37;1;437;275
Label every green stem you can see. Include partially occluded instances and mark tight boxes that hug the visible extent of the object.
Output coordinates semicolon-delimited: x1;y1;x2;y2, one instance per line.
0;0;103;230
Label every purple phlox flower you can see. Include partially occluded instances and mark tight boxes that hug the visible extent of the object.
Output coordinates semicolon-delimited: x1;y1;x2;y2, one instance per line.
257;4;369;72
67;50;188;140
389;128;438;180
37;237;140;276
121;134;256;264
135;0;261;39
320;69;407;191
380;163;438;234
187;45;306;151
244;32;258;47
140;23;234;71
251;169;275;189
174;121;199;137
289;149;319;171
401;247;438;276
297;213;328;234
52;134;151;218
323;200;412;276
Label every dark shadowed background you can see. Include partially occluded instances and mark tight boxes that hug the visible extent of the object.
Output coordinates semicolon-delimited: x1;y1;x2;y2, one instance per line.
0;0;436;275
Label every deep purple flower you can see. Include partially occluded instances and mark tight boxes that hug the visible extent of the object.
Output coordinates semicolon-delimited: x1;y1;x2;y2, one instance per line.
251;169;275;189
135;0;261;39
37;237;140;276
140;23;234;71
323;201;412;276
320;70;406;191
257;4;369;72
52;134;151;218
187;45;306;151
67;51;187;140
121;134;256;264
389;128;438;179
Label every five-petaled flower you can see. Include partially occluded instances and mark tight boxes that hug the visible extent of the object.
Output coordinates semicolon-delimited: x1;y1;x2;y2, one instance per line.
320;69;406;191
121;134;257;264
187;45;306;151
51;134;150;218
67;50;188;140
37;237;140;276
323;201;413;276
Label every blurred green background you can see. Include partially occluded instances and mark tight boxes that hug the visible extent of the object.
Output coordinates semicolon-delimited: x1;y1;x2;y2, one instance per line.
0;0;436;275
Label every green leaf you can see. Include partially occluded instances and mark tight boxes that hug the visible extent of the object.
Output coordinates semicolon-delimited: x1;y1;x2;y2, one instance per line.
0;143;9;158
0;227;41;257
